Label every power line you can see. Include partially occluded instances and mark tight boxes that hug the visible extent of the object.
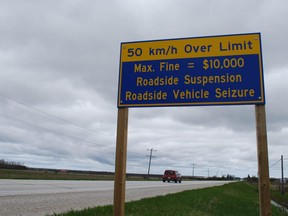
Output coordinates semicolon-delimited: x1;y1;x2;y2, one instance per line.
269;159;281;168
0;113;107;147
0;94;108;138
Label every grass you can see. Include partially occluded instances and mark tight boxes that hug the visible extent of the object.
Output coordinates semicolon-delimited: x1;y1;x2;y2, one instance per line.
270;183;288;209
0;168;114;180
50;181;288;216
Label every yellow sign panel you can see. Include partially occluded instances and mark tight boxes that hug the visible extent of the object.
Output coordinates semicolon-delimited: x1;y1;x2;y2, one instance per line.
121;33;261;62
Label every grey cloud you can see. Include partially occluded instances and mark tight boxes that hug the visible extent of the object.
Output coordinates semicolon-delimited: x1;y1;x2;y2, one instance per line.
0;0;287;178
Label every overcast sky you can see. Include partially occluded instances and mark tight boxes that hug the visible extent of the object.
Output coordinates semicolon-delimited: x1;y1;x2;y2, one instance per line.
0;0;287;178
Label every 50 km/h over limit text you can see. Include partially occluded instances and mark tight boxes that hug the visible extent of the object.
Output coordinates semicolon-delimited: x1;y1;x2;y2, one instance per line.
126;40;254;58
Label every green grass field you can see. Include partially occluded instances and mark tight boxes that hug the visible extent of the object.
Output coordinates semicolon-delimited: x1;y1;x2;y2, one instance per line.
50;182;288;216
0;168;115;180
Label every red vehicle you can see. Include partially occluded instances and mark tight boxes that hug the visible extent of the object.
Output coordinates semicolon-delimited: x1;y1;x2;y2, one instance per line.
162;170;182;183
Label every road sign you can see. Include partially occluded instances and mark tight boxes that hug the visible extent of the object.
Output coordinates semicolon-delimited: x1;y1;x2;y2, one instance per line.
118;33;265;107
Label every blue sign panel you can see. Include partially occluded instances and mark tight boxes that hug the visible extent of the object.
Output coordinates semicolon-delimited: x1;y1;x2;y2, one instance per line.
118;33;265;107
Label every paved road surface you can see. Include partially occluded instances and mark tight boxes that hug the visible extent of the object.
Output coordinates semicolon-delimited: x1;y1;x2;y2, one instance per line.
0;180;230;216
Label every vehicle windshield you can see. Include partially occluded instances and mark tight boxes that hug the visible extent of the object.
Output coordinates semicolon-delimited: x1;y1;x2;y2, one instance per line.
165;170;175;175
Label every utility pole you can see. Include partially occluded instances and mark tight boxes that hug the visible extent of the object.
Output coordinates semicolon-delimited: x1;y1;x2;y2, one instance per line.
146;148;156;180
281;155;284;195
192;163;196;179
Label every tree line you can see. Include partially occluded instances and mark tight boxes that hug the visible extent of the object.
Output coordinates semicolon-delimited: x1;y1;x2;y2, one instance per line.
0;159;27;170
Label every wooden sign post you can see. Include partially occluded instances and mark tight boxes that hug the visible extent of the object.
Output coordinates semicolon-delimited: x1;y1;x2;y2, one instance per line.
113;108;129;216
255;105;271;216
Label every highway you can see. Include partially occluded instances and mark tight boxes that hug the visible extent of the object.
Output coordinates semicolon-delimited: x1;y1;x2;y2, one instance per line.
0;179;230;216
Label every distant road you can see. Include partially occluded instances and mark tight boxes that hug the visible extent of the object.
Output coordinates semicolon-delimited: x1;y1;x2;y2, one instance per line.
0;180;230;216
